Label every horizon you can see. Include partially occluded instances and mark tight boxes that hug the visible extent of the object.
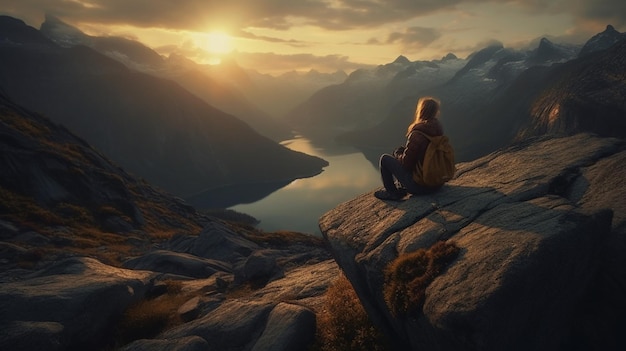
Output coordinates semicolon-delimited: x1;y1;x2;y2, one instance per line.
1;1;625;75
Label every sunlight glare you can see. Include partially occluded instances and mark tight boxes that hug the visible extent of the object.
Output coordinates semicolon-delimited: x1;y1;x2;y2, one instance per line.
205;31;233;54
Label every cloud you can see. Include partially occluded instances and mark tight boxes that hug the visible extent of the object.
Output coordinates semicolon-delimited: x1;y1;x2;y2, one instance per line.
570;0;626;27
0;0;491;32
1;0;623;34
231;51;372;74
386;26;442;51
235;29;307;47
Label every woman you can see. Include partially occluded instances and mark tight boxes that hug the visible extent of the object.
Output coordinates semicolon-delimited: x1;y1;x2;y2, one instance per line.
374;97;444;201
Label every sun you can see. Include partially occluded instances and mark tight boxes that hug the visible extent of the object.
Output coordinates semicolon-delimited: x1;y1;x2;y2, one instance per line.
205;31;233;54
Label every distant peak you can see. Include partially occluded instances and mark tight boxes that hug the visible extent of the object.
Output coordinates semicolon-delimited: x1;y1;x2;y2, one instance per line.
442;53;458;61
537;37;555;49
605;24;616;32
539;37;551;44
393;55;411;64
44;13;61;23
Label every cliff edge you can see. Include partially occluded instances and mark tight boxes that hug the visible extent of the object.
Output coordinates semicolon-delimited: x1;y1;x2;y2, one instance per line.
320;133;626;350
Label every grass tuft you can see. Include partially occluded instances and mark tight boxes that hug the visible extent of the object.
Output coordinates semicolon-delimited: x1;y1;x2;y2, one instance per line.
383;240;460;317
312;274;389;351
115;280;188;347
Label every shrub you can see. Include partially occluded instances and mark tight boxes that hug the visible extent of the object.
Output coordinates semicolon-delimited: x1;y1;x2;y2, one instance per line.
383;240;460;317
313;274;389;351
115;280;188;346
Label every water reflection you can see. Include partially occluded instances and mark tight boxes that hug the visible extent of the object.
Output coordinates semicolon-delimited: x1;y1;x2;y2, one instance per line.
230;137;382;235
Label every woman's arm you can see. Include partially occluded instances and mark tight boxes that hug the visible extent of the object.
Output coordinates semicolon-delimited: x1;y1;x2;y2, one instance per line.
399;131;425;171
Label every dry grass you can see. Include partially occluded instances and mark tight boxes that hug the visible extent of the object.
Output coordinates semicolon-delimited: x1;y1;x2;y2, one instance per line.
240;228;326;248
312;274;390;351
1;109;50;137
115;280;188;346
383;240;460;317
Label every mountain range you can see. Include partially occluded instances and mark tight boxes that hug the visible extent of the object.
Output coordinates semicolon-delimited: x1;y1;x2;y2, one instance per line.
1;13;624;205
39;14;347;135
0;15;328;205
313;25;625;165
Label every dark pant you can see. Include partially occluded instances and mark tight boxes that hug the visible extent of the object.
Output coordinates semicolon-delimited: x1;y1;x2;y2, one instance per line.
379;154;430;195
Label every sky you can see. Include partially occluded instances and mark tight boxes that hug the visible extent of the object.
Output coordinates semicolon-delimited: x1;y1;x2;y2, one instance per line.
1;0;625;75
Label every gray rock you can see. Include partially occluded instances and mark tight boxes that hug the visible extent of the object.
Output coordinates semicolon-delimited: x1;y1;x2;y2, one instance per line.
249;259;340;312
0;257;154;350
238;249;280;284
12;231;50;246
0;219;19;238
166;222;260;263
251;302;316;351
177;296;201;322
119;336;209;351
123;249;232;278
0;321;64;351
162;299;274;350
320;134;625;351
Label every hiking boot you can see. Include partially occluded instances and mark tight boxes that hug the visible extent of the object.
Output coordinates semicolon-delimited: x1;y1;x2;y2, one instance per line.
374;189;406;201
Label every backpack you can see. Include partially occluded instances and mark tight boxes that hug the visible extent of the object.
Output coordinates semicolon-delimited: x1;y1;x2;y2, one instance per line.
410;130;456;187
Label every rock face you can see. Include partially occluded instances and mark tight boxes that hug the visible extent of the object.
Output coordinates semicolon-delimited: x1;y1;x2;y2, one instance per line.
320;133;626;350
0;257;154;350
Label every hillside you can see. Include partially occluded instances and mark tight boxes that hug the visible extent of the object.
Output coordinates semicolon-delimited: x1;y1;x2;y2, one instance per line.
0;16;327;201
0;89;207;267
39;14;293;142
0;90;338;351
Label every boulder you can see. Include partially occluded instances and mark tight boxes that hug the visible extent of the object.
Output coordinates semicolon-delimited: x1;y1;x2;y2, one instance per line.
0;257;154;350
249;259;340;312
123;249;232;278
166;222;260;263
320;134;625;350
237;249;280;285
177;296;202;322
161;299;274;350
0;321;64;351
161;298;318;351
119;336;209;351
251;302;316;351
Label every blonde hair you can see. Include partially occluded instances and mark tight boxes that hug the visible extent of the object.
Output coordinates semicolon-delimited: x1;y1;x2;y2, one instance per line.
406;97;440;136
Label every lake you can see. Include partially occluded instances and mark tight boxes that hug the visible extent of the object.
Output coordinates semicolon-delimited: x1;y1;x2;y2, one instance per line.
229;137;383;235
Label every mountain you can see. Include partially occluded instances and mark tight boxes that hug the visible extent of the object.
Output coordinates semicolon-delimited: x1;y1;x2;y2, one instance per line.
0;88;208;264
0;16;327;201
335;33;610;165
40;14;165;68
242;68;349;119
39;15;292;141
579;24;626;57
518;37;626;139
286;55;465;140
445;30;625;161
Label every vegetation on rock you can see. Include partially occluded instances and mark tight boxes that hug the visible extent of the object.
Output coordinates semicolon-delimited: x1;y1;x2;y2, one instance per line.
313;274;389;351
384;240;460;317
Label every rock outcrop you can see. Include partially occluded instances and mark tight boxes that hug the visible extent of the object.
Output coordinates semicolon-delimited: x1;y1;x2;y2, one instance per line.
0;243;338;351
0;257;154;350
320;133;626;350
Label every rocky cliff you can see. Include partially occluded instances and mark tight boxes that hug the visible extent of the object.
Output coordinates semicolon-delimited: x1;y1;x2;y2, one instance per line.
320;133;626;350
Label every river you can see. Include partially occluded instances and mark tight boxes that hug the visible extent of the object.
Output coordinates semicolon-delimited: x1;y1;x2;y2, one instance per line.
229;137;383;235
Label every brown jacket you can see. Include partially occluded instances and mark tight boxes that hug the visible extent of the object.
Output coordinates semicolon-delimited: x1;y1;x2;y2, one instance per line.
398;119;444;171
